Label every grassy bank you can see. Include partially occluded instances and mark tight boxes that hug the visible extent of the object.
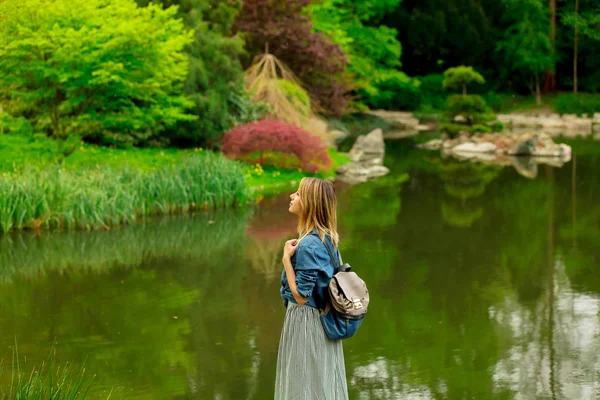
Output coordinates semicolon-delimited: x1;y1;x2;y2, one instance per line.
0;137;249;233
0;135;350;232
245;148;351;198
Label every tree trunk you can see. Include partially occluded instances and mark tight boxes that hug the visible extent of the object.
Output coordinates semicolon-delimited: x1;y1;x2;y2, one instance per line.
535;72;542;105
574;0;579;94
543;0;557;93
462;84;467;96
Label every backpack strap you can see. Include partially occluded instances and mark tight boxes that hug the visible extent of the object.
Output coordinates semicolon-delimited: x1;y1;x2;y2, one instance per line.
323;237;350;274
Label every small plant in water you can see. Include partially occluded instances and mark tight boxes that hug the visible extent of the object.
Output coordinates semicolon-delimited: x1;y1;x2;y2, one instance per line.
0;347;112;400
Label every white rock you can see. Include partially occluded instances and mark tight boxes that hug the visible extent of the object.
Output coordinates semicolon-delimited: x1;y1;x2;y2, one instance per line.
452;142;497;154
417;139;443;150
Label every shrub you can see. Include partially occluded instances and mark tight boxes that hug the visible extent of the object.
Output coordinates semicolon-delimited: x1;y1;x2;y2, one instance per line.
441;94;499;137
222;120;331;172
443;66;485;95
362;72;421;111
446;95;488;115
418;74;447;110
554;93;600;117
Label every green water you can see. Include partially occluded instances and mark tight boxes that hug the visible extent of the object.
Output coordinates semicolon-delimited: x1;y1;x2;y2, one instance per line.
1;140;599;399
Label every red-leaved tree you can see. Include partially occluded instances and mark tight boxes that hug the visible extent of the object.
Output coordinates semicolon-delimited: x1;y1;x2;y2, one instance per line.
222;120;332;172
234;0;351;117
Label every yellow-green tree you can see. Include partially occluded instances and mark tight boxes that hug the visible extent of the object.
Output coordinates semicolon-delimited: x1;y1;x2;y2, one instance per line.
0;0;194;150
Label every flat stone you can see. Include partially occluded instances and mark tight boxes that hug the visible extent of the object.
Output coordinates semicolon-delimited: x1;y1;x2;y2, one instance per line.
367;110;419;129
452;142;497;154
417;139;443;150
384;130;419;140
336;165;390;184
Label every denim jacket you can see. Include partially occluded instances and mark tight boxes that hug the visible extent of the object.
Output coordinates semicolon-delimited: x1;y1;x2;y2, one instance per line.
280;230;337;310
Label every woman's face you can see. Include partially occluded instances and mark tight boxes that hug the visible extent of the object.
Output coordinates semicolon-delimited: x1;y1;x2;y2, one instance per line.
288;188;302;215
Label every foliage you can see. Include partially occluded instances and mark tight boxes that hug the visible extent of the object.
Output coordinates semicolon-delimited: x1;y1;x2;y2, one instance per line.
307;0;415;109
0;152;248;233
562;4;600;41
277;80;312;118
365;72;421;110
0;115;34;137
441;95;498;137
244;54;325;137
245;148;351;197
0;351;97;400
496;0;553;104
227;90;271;128
554;93;600;116
443;66;485;95
0;0;194;149
446;95;488;115
137;0;255;147
417;74;448;110
234;0;351;116
388;0;504;78
222;120;331;172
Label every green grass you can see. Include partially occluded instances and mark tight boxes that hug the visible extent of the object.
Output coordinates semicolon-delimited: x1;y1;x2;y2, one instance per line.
0;134;351;232
244;148;351;197
0;149;249;233
0;348;106;400
0;134;190;172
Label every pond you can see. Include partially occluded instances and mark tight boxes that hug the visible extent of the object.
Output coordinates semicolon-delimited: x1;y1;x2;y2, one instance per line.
1;139;599;399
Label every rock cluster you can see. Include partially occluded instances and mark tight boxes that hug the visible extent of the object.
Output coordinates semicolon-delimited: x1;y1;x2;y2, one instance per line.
336;129;390;184
420;132;572;158
367;110;430;139
418;132;572;179
498;113;600;133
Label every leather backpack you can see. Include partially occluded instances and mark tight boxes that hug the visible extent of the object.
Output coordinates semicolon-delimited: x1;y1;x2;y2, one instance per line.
320;239;369;340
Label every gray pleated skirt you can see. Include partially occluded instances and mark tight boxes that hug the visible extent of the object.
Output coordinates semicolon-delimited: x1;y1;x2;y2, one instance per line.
274;303;349;400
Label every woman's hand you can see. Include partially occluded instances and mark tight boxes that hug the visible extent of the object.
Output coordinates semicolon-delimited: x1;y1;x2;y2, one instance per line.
283;239;298;261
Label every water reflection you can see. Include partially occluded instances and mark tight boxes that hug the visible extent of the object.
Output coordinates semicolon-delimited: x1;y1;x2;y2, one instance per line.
0;141;599;399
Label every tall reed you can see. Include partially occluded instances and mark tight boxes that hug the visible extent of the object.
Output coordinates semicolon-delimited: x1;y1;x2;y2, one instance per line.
0;346;102;400
0;152;249;233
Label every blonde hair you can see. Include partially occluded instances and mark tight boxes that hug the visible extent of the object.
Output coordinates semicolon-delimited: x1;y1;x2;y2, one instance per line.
297;177;339;248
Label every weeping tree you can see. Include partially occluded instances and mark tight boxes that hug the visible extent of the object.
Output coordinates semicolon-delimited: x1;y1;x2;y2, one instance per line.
245;52;329;139
234;0;352;117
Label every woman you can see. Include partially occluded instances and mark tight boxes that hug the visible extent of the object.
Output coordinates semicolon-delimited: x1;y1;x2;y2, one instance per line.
275;177;349;400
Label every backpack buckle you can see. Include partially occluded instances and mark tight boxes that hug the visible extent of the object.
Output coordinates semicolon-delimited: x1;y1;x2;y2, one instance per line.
352;298;363;310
